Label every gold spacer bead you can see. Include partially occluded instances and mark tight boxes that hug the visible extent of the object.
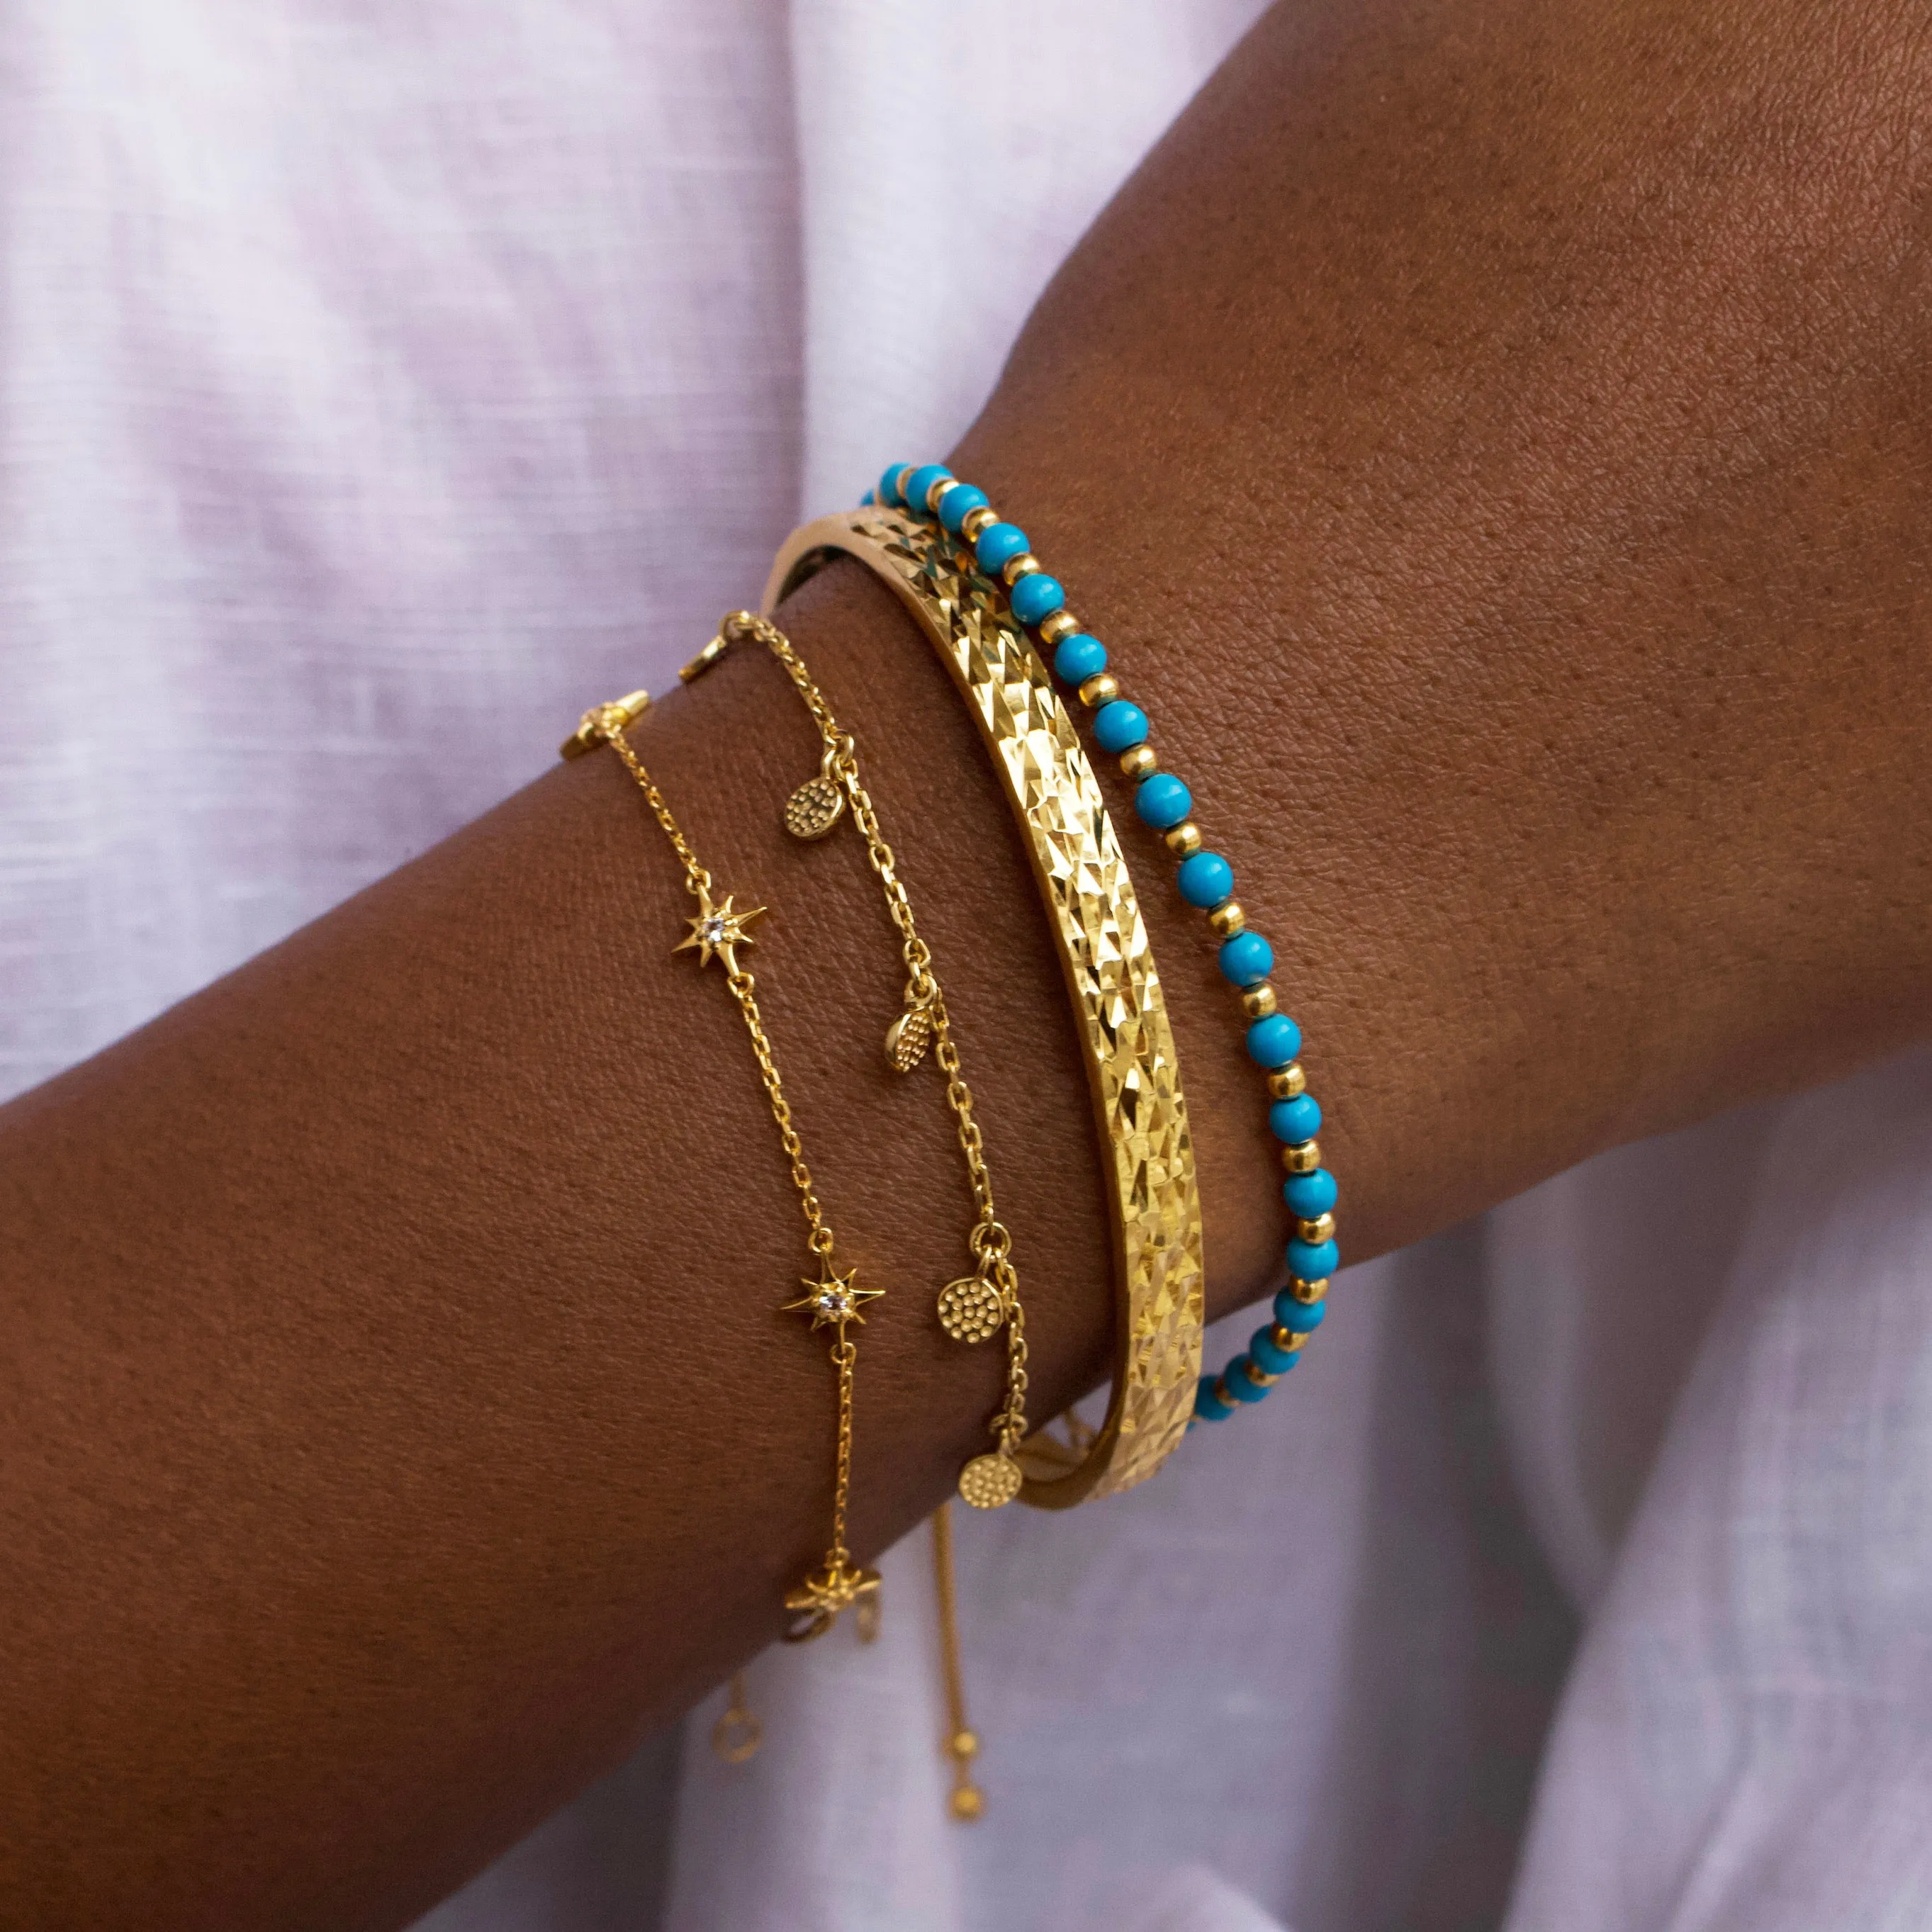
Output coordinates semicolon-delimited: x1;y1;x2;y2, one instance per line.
1038;609;1080;647
1002;552;1041;585
1207;900;1246;938
930;478;962;515
1165;821;1203;857
890;465;916;505
1269;1064;1307;1100
960;505;999;542
1079;671;1120;707
1242;984;1278;1020
950;1784;987;1822
1297;1212;1337;1245
1118;743;1159;781
1271;1325;1311;1351
1242;1357;1281;1388
948;1729;980;1761
1213;1377;1235;1408
1281;1137;1322;1175
1289;1276;1330;1304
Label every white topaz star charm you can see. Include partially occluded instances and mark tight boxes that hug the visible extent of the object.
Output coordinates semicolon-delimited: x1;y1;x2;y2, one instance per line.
674;885;765;973
784;1264;884;1332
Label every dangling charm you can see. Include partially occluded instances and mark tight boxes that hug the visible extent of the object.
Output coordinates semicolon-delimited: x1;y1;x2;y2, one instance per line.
957;1451;1023;1511
784;746;847;841
885;988;936;1072
936;1271;1005;1343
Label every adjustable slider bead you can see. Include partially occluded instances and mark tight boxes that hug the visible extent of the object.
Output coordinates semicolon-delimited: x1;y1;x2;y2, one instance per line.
1247;1012;1303;1068
1269;1091;1321;1143
1038;608;1081;648
975;521;1031;575
1165;821;1203;858
1269;1064;1307;1100
1136;773;1194;831
960;504;999;543
1282;1167;1338;1219
1281;1137;1322;1175
1119;743;1159;782
936;482;989;535
1195;1376;1235;1422
1223;1357;1271;1402
906;464;953;515
1001;551;1042;585
1242;984;1278;1020
1273;1288;1327;1334
1296;1212;1337;1246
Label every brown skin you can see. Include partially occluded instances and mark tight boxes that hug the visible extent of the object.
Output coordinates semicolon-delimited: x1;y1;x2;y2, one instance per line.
3;0;1930;1923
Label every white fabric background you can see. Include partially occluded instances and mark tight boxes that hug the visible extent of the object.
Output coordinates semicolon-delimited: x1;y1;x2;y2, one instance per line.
4;4;1930;1929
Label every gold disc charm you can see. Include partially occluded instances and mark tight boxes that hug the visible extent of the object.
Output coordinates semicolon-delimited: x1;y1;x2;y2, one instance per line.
958;1452;1023;1510
784;773;846;841
885;1001;934;1072
936;1274;1005;1343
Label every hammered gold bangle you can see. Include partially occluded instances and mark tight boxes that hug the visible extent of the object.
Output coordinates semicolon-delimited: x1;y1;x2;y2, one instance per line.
763;508;1205;1507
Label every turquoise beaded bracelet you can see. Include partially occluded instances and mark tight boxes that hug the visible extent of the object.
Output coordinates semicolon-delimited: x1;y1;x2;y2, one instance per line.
870;461;1340;1422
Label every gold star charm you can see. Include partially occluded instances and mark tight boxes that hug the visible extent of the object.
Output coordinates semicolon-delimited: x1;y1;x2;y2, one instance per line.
784;1264;884;1331
674;885;765;973
782;1555;883;1643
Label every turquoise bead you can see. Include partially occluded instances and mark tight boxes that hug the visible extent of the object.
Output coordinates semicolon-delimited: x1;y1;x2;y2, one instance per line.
1269;1092;1321;1142
1246;1013;1302;1067
1194;1376;1235;1422
976;522;1030;573
1055;633;1108;683
878;463;912;507
1223;1357;1270;1403
1250;1324;1301;1374
1287;1236;1340;1281
1177;850;1233;907
1218;930;1273;985
1136;773;1193;829
1093;700;1149;753
1010;572;1066;627
1273;1289;1327;1333
1282;1167;1338;1218
937;483;989;534
904;464;952;515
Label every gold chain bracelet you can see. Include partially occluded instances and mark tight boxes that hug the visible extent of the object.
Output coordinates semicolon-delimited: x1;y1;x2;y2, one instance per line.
563;693;881;1643
684;612;1032;1512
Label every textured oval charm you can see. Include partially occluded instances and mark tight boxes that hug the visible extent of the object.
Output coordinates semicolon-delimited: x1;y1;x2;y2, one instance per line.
784;775;845;841
884;1003;933;1072
936;1274;1005;1343
958;1452;1023;1510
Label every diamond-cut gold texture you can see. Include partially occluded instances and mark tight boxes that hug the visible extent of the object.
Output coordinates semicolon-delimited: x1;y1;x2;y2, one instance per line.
765;510;1206;1506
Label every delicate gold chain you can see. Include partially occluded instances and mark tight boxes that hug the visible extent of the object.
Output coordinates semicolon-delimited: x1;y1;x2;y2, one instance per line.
569;697;879;1643
695;612;1031;1500
929;1503;985;1821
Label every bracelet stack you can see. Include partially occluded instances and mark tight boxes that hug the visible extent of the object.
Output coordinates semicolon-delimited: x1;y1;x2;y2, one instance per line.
865;463;1342;1421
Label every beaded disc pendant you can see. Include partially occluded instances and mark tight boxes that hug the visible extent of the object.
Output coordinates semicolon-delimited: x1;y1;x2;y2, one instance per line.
784;773;845;841
936;1273;1004;1343
884;1000;933;1072
957;1451;1023;1510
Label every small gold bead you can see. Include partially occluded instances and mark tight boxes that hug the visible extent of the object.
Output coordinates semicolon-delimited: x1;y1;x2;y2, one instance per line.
1269;1064;1307;1100
890;465;916;505
1242;1357;1281;1388
1242;984;1278;1019
930;478;962;516
1297;1212;1337;1245
1118;743;1159;781
950;1784;987;1822
960;505;999;541
1002;552;1041;585
1281;1137;1322;1175
1165;821;1203;857
1038;609;1080;647
1079;671;1120;707
1271;1324;1311;1351
948;1729;980;1761
1289;1276;1330;1304
1207;900;1246;938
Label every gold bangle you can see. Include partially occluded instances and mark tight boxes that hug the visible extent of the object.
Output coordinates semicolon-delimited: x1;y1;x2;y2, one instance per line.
763;509;1205;1507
